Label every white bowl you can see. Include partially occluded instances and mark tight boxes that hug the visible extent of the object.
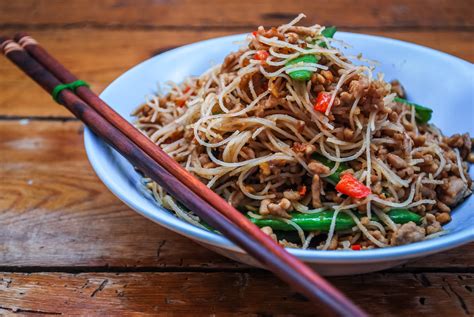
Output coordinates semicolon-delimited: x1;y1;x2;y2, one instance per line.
84;32;474;276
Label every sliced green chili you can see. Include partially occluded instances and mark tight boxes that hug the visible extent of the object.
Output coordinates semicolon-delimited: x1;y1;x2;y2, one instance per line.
248;208;422;232
285;54;319;81
312;153;349;184
394;97;432;124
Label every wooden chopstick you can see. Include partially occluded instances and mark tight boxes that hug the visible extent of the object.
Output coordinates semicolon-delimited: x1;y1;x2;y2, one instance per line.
1;35;367;317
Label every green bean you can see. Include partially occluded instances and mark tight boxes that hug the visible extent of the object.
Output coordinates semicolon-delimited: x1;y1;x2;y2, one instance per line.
248;209;422;232
312;153;349;184
285;54;319;81
388;209;422;225
249;211;355;231
394;97;432;124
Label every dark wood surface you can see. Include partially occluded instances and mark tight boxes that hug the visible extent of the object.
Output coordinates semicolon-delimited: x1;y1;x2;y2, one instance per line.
0;1;473;316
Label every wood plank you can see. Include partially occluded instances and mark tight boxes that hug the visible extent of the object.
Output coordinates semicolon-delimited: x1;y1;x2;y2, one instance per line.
0;29;232;118
0;272;472;316
0;29;472;117
1;0;472;28
1;120;473;269
0;120;239;269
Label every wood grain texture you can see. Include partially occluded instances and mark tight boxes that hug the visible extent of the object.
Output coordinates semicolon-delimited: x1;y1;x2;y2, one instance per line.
0;120;240;269
0;120;473;269
1;29;472;117
0;272;472;316
1;1;473;315
1;0;472;28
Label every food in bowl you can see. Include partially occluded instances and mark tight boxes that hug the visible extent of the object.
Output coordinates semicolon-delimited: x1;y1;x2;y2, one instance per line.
132;14;473;251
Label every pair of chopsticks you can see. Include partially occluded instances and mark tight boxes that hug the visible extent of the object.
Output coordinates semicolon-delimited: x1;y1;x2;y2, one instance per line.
1;34;367;317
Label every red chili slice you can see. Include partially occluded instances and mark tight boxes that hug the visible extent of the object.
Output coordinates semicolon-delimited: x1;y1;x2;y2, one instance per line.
335;173;372;199
254;50;269;62
175;99;186;107
298;185;307;196
314;92;332;113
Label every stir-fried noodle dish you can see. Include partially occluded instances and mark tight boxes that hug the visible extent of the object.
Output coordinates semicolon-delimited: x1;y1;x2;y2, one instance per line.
133;15;473;250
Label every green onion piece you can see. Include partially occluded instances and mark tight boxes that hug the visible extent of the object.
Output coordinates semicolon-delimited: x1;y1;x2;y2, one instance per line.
394;97;433;124
312;153;349;184
319;26;337;48
321;26;337;39
285;54;319;81
285;27;337;80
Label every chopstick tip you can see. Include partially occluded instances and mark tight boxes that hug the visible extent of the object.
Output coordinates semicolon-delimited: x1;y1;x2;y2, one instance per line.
14;32;39;48
0;36;10;46
0;36;24;55
0;36;13;54
14;32;29;42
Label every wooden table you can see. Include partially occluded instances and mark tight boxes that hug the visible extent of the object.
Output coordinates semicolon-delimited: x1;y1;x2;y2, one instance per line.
1;1;473;315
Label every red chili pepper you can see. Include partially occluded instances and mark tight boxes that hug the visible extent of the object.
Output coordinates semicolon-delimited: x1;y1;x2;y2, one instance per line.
335;173;372;199
175;99;186;107
254;50;269;62
252;31;258;37
351;244;361;251
182;86;191;94
314;92;332;113
298;185;307;196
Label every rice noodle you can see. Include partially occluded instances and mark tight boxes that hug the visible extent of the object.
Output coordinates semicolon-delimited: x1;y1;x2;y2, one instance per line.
322;209;341;250
371;180;416;208
278;13;306;33
373;157;410;188
280;218;307;245
406;199;436;208
164;196;208;230
344;210;387;248
425;230;449;240
454;148;468;183
372;207;397;232
302;232;316;249
132;15;472;251
433;145;447;178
